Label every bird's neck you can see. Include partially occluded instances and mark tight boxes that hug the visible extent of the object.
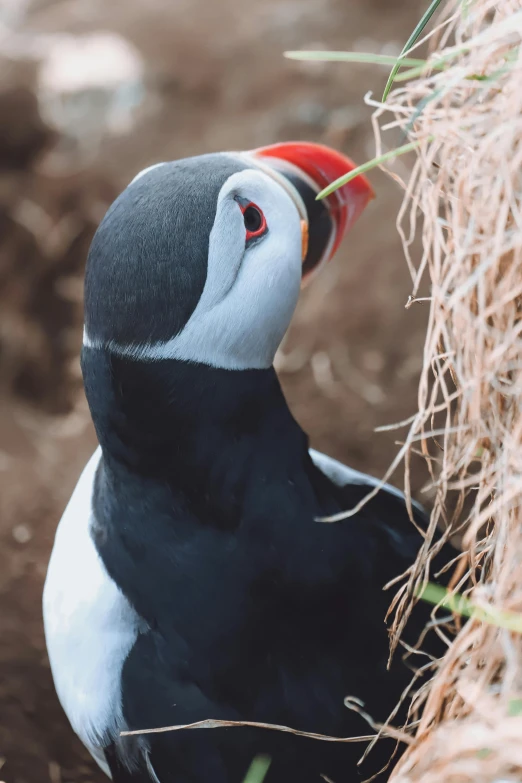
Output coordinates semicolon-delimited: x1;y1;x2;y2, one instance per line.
81;346;311;494
82;347;346;637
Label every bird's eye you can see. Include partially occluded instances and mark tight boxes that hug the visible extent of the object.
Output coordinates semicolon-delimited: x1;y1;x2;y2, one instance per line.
237;200;267;242
244;205;262;233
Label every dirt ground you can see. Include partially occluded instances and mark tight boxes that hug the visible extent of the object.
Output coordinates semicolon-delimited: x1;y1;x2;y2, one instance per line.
0;1;430;781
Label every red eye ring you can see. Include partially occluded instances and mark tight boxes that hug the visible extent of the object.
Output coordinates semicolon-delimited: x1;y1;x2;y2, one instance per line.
237;200;267;242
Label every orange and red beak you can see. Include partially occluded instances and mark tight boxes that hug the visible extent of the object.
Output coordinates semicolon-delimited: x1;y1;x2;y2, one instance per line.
246;141;374;284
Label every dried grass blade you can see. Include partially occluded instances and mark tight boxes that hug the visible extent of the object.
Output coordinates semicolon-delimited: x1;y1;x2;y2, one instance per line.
121;718;376;743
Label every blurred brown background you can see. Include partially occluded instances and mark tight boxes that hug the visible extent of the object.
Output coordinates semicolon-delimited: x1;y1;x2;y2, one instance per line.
0;1;428;781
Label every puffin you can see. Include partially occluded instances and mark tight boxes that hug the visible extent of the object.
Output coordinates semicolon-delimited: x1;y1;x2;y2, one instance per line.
43;142;450;783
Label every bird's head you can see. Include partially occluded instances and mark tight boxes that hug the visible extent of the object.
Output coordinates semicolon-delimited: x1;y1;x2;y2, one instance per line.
83;142;374;370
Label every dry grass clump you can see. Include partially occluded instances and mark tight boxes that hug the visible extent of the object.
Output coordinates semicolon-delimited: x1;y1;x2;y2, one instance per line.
391;706;522;783
367;0;522;779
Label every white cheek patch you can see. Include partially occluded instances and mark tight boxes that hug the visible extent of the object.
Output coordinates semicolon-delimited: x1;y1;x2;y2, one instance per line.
199;193;245;309
85;168;304;370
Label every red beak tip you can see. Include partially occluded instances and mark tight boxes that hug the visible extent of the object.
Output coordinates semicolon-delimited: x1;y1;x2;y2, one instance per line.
252;141;376;267
256;140;374;206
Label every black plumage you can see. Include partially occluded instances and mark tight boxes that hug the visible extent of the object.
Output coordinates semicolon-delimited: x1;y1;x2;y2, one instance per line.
82;348;449;783
41;147;453;783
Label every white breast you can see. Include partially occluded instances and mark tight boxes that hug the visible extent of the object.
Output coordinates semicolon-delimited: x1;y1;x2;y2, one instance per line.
43;448;142;776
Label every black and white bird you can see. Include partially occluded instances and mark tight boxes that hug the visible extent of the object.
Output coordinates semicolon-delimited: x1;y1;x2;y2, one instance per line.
43;142;449;783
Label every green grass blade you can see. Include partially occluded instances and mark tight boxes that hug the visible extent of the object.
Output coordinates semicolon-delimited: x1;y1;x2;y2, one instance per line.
509;698;522;717
243;755;272;783
284;50;432;68
382;0;447;101
393;62;441;82
418;582;522;634
316;139;425;200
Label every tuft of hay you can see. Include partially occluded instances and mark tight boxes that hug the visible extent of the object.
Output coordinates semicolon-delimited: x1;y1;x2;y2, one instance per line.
368;0;522;779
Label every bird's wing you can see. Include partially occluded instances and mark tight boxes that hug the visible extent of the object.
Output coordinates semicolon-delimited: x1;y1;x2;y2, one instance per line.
309;447;426;516
309;447;454;610
105;451;443;783
308;446;435;576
